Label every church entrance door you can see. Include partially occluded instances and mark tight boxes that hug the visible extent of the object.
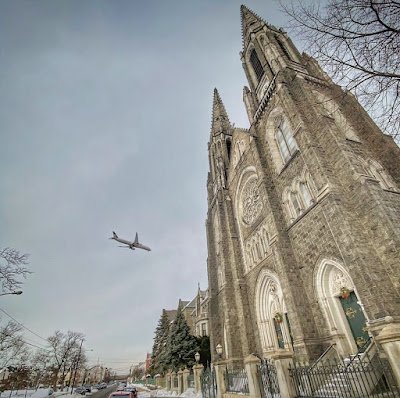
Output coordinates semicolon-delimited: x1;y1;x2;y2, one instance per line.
339;291;370;352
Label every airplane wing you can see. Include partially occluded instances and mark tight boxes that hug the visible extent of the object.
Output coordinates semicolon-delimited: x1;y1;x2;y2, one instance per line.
134;232;139;244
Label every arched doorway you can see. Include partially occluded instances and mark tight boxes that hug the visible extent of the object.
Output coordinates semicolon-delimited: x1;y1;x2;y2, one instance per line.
255;269;293;355
315;259;370;356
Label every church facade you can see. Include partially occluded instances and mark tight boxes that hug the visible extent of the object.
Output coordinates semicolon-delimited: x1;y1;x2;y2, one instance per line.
205;6;400;365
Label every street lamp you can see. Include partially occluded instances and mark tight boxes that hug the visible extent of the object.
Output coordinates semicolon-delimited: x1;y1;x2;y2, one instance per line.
195;352;200;364
216;344;223;360
0;291;23;296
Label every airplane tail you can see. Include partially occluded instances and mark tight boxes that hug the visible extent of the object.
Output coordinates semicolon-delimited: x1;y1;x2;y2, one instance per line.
134;232;139;244
111;231;118;239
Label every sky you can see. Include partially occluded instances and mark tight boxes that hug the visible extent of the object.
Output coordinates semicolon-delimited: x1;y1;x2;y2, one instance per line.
0;0;293;373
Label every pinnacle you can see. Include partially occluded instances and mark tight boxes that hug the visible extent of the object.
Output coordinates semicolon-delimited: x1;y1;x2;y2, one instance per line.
212;88;229;122
211;88;231;135
240;5;278;48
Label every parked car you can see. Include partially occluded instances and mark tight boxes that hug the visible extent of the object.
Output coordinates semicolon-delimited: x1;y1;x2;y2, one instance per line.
124;387;137;398
83;385;92;393
75;387;87;395
108;392;134;398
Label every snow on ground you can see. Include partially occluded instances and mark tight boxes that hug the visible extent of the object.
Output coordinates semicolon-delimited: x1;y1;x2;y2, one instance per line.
149;388;201;398
0;390;77;398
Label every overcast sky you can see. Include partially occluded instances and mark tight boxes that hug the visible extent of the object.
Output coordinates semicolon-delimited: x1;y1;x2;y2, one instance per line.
0;0;293;373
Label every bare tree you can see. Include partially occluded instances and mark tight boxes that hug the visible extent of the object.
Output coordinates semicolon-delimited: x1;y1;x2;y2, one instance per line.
0;320;30;368
0;247;31;292
282;0;400;140
44;330;86;390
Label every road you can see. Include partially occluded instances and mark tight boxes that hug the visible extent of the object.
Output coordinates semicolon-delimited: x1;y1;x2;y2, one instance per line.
91;385;150;398
91;385;117;398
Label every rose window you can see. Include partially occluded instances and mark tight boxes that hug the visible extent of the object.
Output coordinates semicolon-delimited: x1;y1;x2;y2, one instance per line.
241;178;263;225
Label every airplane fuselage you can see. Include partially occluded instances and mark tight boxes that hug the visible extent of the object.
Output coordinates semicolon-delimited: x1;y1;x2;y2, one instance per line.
110;232;151;252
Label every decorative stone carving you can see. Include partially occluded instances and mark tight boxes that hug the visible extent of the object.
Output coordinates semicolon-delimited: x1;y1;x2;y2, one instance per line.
241;178;263;225
330;269;353;296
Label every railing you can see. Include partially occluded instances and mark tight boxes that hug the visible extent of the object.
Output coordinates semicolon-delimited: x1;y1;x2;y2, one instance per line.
225;367;249;394
173;376;178;388
201;367;216;398
187;374;195;389
289;348;400;398
309;343;339;371
257;359;281;398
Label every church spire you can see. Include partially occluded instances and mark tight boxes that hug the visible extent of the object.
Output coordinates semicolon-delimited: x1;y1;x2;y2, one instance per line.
240;5;280;49
211;88;232;135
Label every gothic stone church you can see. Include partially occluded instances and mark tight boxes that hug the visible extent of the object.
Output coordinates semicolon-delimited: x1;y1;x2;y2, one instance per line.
206;6;400;364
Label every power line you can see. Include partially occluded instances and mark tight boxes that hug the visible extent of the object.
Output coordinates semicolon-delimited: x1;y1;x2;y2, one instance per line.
0;307;48;342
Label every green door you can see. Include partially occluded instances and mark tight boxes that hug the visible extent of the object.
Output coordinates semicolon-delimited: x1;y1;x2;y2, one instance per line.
339;291;370;352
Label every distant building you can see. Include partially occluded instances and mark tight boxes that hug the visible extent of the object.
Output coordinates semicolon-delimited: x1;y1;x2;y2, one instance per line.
190;285;209;337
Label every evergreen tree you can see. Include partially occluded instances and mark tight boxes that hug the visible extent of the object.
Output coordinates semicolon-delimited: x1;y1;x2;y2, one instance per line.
163;308;199;371
195;335;211;367
150;310;170;375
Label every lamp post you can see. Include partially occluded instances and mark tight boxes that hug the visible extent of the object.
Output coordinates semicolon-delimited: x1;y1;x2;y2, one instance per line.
0;291;23;296
195;352;200;364
216;344;223;360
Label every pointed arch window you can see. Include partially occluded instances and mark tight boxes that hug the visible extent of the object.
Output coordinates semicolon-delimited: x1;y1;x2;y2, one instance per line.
300;182;313;207
290;192;301;217
250;49;264;83
275;117;297;163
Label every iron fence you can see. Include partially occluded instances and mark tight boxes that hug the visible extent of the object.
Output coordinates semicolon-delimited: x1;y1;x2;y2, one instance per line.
289;350;400;398
257;359;281;398
187;374;195;389
225;367;249;394
173;375;178;388
201;367;216;398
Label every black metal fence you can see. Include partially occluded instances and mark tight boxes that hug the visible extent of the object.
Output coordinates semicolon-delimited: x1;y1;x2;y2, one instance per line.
225;367;250;394
289;350;400;398
173;375;178;388
201;367;217;398
187;374;195;389
257;359;281;398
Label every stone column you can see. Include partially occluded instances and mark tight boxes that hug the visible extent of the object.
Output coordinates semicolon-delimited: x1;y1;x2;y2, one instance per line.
214;360;228;398
177;370;183;394
244;354;261;398
193;364;204;393
166;370;172;391
375;320;400;387
183;368;190;392
271;352;296;398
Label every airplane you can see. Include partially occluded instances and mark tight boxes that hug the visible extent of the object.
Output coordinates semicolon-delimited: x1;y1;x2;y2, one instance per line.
109;231;151;251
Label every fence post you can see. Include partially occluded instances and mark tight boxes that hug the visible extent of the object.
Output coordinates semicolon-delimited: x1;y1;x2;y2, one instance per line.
244;354;261;398
193;364;203;393
214;360;228;398
271;353;296;398
183;368;190;392
375;321;400;387
167;370;172;392
178;370;183;394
